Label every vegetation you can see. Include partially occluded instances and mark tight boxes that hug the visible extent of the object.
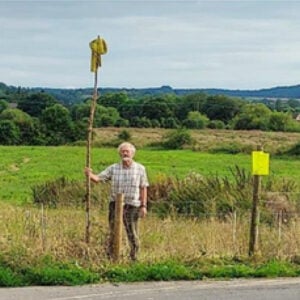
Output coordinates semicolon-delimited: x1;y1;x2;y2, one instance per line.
0;255;299;286
162;128;194;149
2;81;300;104
102;260;300;282
0;197;299;286
93;127;300;155
282;141;300;156
1;82;300;146
1;144;300;204
0;80;300;285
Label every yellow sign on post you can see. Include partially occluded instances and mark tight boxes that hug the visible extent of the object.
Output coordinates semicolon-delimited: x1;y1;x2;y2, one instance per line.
252;151;269;176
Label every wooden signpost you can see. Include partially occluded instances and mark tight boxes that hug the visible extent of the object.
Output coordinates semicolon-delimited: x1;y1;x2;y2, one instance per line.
249;146;269;256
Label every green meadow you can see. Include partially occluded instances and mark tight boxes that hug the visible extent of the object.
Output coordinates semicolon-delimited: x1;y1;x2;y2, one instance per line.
0;145;300;286
0;145;299;204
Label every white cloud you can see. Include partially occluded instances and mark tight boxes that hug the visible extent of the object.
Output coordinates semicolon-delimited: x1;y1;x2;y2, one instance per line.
1;0;300;89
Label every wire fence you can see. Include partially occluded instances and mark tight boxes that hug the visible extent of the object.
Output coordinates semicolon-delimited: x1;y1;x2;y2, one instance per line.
144;208;300;259
0;191;299;261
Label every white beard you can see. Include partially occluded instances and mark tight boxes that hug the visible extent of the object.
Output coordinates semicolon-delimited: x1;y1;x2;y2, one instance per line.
122;157;132;162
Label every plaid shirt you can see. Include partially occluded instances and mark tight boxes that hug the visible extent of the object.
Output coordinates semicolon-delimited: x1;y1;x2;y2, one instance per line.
97;161;149;207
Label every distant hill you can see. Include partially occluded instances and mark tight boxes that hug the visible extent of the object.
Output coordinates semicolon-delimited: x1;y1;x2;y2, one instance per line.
1;82;300;104
189;85;300;99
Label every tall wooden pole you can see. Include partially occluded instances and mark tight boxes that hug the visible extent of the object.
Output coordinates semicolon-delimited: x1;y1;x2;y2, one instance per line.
249;145;262;256
85;69;98;244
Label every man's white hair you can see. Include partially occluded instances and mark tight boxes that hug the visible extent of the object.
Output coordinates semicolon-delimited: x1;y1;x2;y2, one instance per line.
118;142;136;155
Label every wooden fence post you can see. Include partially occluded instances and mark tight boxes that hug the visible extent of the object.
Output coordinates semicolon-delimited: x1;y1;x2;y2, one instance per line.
40;203;46;252
112;193;124;261
249;145;262;256
232;210;237;254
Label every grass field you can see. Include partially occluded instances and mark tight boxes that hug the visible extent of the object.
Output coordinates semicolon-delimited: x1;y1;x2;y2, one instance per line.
0;200;299;286
0;145;300;204
0;128;300;285
94;127;300;154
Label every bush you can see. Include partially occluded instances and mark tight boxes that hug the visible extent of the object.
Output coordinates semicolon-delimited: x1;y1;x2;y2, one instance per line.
182;111;209;129
149;166;299;220
32;177;109;209
0;99;8;114
209;142;253;154
118;129;131;141
0;120;20;145
279;142;300;156
162;129;193;149
149;168;253;218
207;120;225;129
115;118;129;127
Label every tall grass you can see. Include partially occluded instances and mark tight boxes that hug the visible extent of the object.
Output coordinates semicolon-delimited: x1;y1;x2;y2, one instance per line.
0;201;299;267
1;163;298;266
0;142;299;285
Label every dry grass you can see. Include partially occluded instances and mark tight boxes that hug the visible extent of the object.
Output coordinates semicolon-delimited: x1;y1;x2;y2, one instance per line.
141;214;300;261
1;202;299;266
94;127;300;154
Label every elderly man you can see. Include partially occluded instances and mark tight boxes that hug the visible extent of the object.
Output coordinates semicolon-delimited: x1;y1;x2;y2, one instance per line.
84;142;149;260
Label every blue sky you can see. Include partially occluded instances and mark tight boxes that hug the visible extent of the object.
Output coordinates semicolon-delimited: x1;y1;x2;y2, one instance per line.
1;0;300;89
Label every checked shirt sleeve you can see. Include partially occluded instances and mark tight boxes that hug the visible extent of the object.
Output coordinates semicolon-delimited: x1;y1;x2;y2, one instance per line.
97;165;113;182
139;165;149;188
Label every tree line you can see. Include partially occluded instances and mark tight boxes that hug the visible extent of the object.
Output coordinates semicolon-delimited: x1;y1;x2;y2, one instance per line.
0;90;300;146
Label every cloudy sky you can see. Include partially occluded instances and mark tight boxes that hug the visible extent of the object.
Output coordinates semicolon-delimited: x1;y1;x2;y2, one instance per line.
1;0;300;90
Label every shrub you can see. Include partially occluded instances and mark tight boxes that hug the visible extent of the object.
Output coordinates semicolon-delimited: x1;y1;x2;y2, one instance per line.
32;177;109;209
117;129;131;141
182;111;209;129
283;142;300;156
0;120;20;145
115;118;129;127
209;142;253;154
0;99;8;113
207;120;225;129
162;129;193;149
149;166;299;220
149;167;253;218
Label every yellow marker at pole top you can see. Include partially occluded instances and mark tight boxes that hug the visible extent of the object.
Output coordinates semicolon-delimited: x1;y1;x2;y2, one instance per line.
89;36;108;72
252;151;269;176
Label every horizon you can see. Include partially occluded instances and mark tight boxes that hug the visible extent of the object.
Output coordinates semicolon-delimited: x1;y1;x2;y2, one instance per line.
2;81;300;92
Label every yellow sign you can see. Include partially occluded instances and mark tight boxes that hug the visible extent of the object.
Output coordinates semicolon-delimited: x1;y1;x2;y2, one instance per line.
252;151;269;176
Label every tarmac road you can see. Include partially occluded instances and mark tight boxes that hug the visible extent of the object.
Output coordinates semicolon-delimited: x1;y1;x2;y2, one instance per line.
0;278;299;300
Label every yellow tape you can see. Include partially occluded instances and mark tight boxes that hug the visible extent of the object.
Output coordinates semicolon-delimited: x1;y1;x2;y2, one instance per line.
89;37;108;72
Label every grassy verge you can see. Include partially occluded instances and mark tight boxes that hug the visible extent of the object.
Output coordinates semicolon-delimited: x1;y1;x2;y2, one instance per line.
0;201;299;286
102;259;300;282
0;257;299;286
0;256;99;287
